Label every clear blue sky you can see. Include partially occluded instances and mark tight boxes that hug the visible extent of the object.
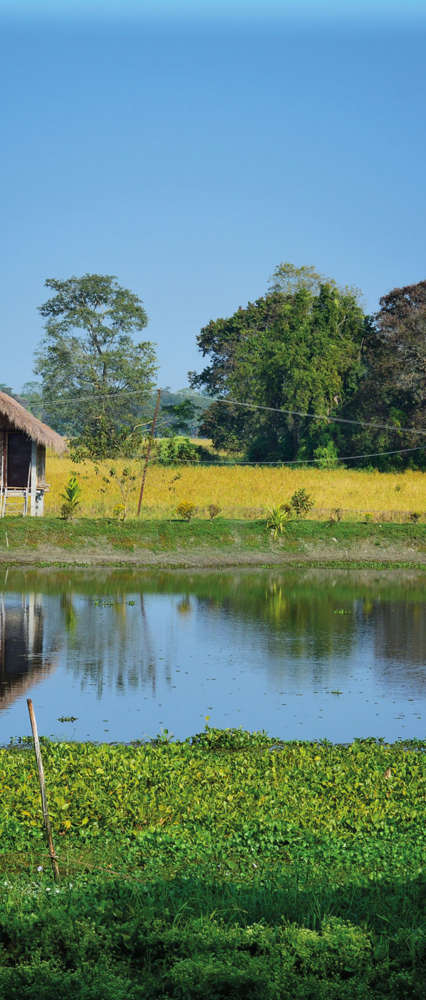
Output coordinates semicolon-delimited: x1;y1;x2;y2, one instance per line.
1;2;425;392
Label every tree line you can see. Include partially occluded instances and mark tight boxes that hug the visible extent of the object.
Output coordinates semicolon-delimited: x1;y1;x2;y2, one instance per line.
3;266;425;468
190;263;425;470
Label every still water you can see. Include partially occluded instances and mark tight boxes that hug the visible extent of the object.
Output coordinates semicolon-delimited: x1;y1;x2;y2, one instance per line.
0;568;424;745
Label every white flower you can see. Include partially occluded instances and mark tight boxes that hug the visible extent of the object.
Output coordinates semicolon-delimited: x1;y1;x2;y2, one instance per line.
37;866;43;872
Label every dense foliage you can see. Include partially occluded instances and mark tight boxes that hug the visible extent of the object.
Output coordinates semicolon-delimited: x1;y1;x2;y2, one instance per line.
34;274;157;457
0;734;424;998
157;389;210;437
190;266;426;469
342;282;426;467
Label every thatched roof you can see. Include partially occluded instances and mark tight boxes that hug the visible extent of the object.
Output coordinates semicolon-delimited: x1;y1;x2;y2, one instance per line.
0;392;67;454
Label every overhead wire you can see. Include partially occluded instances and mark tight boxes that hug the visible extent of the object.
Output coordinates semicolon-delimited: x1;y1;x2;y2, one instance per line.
20;385;426;438
192;445;424;467
210;396;426;437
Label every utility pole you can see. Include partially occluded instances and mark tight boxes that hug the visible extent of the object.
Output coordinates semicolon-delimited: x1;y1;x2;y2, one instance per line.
137;389;161;517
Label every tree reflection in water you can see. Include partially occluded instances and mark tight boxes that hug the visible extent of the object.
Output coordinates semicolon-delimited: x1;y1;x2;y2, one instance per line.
59;592;167;698
370;601;425;694
0;571;424;717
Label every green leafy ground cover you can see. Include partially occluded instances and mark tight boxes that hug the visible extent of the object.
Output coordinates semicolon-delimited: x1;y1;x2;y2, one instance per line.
0;732;424;998
0;517;424;567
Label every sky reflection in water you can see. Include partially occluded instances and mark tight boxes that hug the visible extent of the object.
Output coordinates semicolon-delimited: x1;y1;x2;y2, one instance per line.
0;569;424;744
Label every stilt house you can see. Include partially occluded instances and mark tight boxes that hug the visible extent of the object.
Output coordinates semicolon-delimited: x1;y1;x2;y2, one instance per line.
0;392;66;516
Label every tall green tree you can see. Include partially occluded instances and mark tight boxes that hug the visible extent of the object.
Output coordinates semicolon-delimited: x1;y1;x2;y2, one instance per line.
35;274;157;457
342;280;426;468
190;265;365;461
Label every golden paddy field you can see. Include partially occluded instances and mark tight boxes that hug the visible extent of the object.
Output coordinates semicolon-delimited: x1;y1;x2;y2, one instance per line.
44;455;426;521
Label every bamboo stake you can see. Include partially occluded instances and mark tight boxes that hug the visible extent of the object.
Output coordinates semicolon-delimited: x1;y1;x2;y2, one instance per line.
27;698;60;881
137;388;161;517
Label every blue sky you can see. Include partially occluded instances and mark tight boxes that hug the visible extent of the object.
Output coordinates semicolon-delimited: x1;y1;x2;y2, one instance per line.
1;3;425;392
3;2;426;23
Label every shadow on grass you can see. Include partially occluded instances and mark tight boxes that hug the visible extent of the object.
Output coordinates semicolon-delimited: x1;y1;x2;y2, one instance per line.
0;871;424;999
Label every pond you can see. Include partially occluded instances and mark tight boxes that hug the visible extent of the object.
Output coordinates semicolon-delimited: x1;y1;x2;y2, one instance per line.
0;567;424;745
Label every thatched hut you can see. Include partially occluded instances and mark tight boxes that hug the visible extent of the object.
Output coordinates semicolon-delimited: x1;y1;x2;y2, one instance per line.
0;392;66;516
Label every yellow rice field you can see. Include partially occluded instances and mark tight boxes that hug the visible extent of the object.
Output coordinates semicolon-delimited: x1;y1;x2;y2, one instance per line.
44;455;426;521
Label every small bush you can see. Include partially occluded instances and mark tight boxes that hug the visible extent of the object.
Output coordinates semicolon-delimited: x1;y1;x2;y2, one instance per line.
97;465;137;521
328;507;343;525
60;474;81;520
208;504;221;520
157;436;200;465
266;504;291;538
409;511;421;523
290;488;314;518
313;440;339;469
176;501;196;521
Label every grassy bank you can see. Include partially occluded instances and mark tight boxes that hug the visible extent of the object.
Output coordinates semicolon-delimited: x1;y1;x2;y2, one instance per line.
0;516;424;567
0;732;424;998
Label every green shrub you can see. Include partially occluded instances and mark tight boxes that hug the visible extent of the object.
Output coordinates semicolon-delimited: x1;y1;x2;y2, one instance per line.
60;474;81;520
313;441;339;469
290;488;314;518
176;500;196;521
266;504;291;538
97;465;137;521
157;436;200;465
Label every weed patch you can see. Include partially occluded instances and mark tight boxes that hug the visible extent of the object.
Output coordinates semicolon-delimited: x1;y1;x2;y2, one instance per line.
0;734;424;997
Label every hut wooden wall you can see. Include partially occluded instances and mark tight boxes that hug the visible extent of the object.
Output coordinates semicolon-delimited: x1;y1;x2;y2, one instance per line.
36;444;46;485
0;431;5;489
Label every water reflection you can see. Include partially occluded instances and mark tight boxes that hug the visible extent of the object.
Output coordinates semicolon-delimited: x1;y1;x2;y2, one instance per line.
0;569;424;744
196;578;425;695
59;593;168;697
370;602;426;696
0;593;59;710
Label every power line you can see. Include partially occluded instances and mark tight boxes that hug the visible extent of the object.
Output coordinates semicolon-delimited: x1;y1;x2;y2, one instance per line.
19;385;426;437
212;396;426;438
193;445;423;467
31;388;153;407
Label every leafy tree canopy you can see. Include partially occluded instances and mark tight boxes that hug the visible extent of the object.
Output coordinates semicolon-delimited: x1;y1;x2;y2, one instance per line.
154;388;210;438
190;264;365;461
341;280;426;468
34;274;157;458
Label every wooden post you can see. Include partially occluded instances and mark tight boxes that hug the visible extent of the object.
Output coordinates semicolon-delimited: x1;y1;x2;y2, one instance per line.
27;698;60;881
137;389;161;517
